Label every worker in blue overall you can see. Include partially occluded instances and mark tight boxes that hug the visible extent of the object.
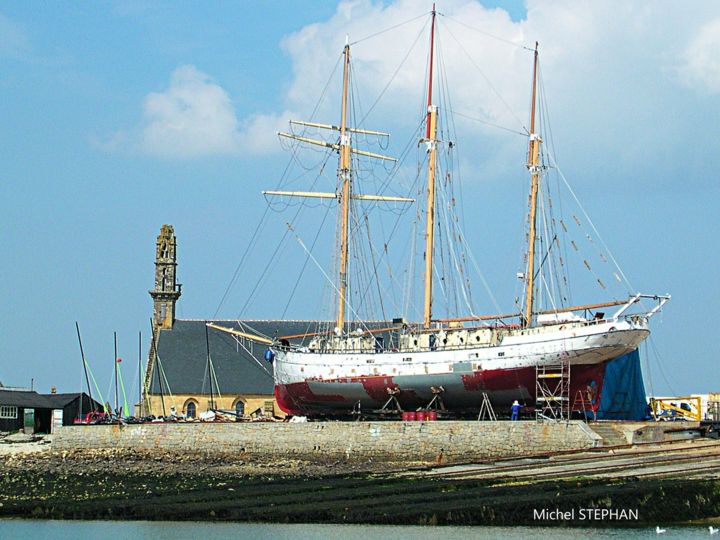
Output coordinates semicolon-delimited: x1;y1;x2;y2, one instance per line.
511;400;521;421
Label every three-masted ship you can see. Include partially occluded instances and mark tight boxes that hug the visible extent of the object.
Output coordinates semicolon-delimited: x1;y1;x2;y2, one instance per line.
212;7;669;417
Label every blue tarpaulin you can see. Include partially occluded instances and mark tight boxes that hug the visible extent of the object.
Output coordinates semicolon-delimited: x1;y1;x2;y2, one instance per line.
596;349;647;421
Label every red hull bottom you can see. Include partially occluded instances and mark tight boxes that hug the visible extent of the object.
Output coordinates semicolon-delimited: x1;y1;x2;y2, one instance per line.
275;363;607;416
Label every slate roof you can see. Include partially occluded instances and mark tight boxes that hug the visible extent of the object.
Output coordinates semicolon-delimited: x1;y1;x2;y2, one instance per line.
42;393;102;409
0;389;56;409
150;319;391;396
150;319;316;395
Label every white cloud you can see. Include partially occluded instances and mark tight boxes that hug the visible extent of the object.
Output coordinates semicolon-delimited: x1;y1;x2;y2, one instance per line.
111;65;293;159
679;17;720;94
281;0;530;134
116;0;720;167
140;65;240;158
239;110;296;155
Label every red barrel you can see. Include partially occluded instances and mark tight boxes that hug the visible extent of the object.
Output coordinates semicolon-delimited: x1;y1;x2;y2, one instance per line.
402;411;417;421
426;411;438;421
416;411;426;422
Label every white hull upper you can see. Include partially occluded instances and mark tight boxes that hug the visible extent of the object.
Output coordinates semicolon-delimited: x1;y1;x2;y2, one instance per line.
274;316;649;386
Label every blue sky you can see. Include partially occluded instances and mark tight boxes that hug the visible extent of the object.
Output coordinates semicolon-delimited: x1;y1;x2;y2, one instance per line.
0;1;718;401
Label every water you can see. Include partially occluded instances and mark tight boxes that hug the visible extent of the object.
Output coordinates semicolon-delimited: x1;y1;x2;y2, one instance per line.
0;520;714;540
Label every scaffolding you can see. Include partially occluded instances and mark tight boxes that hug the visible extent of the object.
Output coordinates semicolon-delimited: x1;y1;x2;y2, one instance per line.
536;361;570;421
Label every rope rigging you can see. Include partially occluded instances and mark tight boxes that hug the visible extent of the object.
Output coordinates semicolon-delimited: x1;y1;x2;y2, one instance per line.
219;5;652;340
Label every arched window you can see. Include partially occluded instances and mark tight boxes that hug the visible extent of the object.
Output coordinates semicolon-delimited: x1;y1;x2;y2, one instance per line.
185;401;197;419
235;400;245;417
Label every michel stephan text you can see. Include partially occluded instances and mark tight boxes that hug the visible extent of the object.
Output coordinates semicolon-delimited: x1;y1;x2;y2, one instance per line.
534;508;639;521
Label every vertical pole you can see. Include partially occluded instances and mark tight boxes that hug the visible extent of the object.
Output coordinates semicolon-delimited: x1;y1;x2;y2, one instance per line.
149;319;166;417
423;5;437;328
423;108;438;327
524;42;541;328
156;347;166;418
114;332;119;416
75;322;94;408
336;41;352;333
205;323;215;411
425;4;436;140
138;331;142;417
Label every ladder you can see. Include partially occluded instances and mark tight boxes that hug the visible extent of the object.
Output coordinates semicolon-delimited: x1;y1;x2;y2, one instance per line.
571;389;595;421
477;392;497;421
536;361;570;421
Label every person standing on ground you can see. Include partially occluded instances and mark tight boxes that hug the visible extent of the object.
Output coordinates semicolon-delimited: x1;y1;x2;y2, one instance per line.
511;400;521;421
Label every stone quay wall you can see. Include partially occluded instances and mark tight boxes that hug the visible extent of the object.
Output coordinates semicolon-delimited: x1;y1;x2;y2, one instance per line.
52;421;600;463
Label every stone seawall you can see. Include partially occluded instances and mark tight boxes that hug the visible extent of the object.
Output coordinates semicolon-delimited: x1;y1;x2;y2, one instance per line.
53;421;600;463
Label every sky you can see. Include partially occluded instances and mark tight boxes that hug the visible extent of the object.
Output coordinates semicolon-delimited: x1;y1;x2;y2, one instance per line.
0;1;718;400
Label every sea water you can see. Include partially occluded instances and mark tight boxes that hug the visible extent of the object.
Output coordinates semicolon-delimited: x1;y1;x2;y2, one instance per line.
0;520;713;539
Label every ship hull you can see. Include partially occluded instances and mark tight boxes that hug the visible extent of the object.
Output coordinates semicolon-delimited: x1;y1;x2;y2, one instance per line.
273;318;649;416
275;363;611;416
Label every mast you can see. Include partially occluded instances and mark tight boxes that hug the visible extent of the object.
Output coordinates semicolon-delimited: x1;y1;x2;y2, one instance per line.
523;42;541;328
138;331;142;417
205;323;215;411
114;331;119;416
336;39;352;332
75;322;94;413
270;42;400;338
149;319;166;417
423;4;438;328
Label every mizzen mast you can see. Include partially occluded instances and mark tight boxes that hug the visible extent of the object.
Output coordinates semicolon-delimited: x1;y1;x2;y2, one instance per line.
422;4;438;328
523;42;541;328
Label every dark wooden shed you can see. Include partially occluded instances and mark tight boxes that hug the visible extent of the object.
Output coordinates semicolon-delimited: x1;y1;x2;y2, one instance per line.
41;393;104;425
0;389;54;433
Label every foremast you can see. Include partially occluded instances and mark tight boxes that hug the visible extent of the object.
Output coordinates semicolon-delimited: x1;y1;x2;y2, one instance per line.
265;38;403;337
423;4;438;328
523;42;541;328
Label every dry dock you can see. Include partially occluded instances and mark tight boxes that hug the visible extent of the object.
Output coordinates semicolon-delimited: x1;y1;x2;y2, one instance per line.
417;438;720;481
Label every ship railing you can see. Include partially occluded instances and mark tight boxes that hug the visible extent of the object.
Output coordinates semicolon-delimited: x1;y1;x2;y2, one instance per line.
291;293;670;354
610;293;671;321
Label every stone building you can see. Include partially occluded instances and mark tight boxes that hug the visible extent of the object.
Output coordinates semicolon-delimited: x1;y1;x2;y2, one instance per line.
141;225;295;419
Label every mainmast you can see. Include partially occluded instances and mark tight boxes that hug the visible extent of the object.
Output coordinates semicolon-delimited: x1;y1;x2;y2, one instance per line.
523;42;541;327
336;40;352;332
423;4;438;328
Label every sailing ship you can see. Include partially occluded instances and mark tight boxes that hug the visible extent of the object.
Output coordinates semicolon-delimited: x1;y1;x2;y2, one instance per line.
211;6;669;417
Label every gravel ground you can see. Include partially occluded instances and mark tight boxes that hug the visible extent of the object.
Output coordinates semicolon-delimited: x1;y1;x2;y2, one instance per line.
0;433;52;456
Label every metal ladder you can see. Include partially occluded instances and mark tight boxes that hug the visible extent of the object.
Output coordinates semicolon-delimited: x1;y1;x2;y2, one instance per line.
477;392;497;421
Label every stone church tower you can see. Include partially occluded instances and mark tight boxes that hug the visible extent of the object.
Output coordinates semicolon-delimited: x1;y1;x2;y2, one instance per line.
149;224;182;329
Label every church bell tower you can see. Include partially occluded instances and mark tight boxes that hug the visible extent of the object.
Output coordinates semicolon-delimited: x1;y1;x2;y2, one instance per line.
150;224;182;329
